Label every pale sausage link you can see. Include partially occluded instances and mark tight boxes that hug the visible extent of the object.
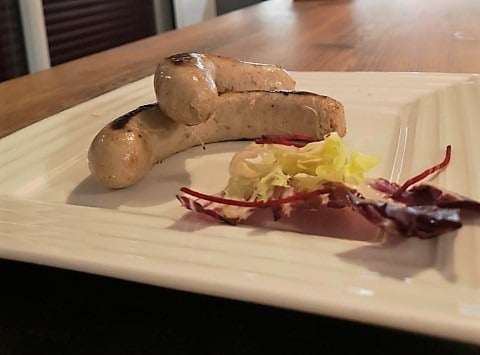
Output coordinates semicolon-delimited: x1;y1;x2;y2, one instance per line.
88;91;345;189
154;52;296;125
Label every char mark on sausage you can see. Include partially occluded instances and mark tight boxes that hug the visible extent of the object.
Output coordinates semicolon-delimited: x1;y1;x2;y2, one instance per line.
110;103;158;130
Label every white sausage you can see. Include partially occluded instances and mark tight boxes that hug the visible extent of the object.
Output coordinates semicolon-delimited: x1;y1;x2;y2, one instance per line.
154;53;296;126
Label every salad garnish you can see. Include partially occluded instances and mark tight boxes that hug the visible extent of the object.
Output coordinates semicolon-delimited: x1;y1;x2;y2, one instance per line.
177;134;480;239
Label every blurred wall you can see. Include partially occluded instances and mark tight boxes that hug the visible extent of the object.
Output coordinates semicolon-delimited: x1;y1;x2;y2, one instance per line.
0;0;28;81
173;0;216;28
172;0;265;28
216;0;265;15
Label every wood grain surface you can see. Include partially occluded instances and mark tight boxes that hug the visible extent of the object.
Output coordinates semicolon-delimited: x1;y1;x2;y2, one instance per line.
1;0;480;137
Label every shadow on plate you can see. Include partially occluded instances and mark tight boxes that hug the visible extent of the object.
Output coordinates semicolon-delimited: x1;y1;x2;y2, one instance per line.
66;171;191;210
66;142;244;210
168;206;462;283
336;232;458;283
337;213;480;284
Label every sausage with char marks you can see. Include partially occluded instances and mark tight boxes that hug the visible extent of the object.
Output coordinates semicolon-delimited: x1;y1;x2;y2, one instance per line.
88;90;346;189
154;53;296;125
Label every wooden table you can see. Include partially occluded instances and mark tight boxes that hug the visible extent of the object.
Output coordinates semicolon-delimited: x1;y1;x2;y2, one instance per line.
1;0;480;353
1;0;480;138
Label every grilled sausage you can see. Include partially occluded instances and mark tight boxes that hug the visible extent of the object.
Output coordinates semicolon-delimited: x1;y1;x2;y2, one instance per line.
154;52;296;125
88;91;345;189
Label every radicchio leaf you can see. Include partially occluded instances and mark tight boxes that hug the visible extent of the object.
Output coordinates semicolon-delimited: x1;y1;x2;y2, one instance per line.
371;178;480;211
177;182;477;239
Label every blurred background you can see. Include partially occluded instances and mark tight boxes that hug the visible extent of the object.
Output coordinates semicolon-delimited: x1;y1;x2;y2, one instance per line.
0;0;265;82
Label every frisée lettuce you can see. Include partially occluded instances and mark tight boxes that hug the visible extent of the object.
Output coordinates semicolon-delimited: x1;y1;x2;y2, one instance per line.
225;132;378;202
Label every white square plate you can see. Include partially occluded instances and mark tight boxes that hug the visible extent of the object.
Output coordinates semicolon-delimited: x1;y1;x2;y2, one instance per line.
1;72;479;343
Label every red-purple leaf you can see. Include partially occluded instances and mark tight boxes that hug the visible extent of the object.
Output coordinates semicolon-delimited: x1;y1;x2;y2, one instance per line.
177;181;479;239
